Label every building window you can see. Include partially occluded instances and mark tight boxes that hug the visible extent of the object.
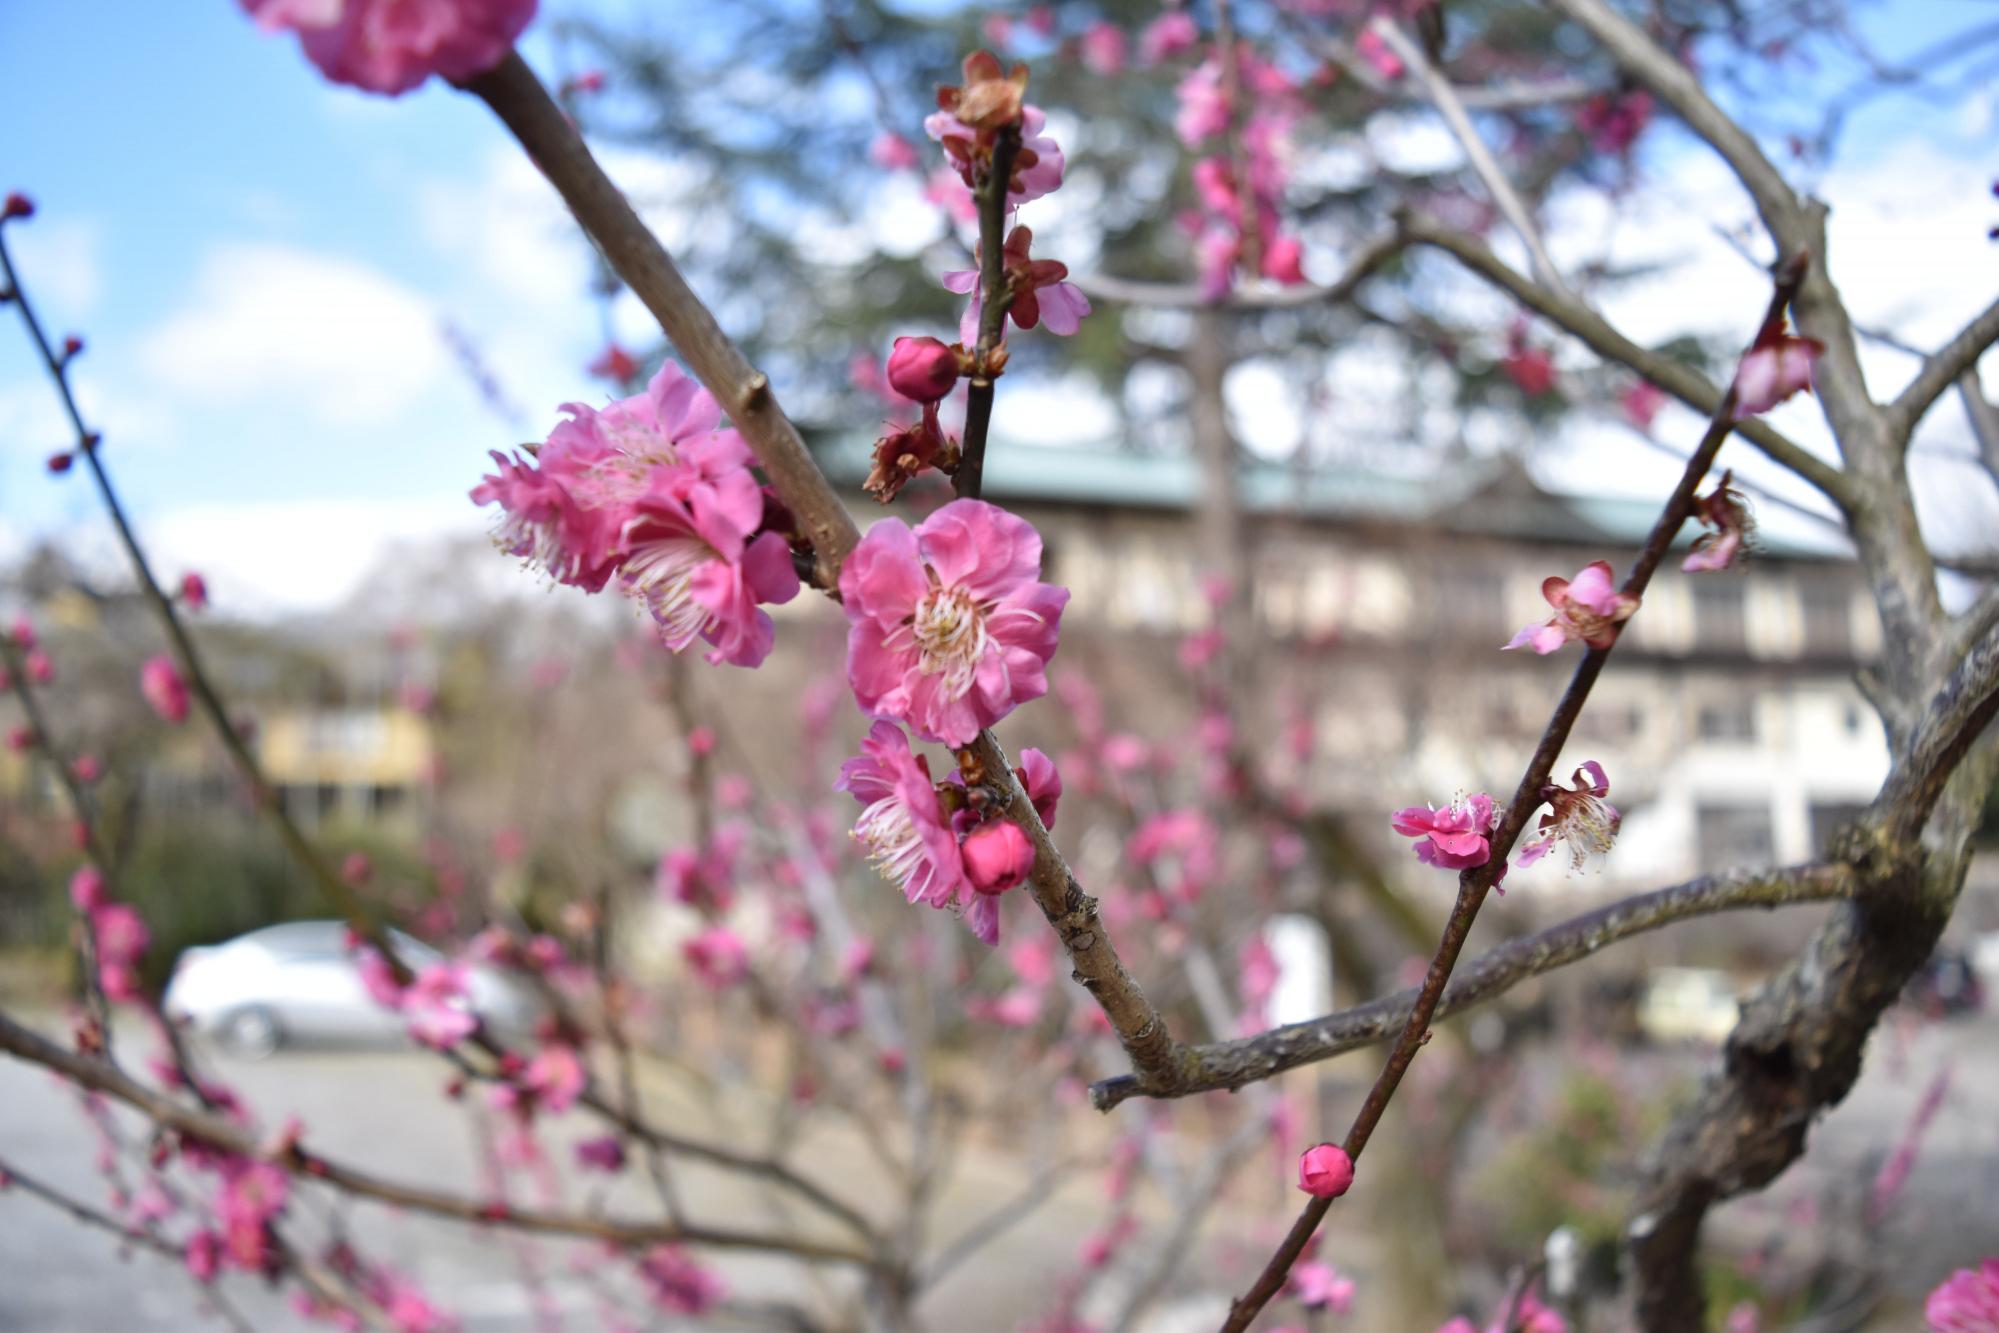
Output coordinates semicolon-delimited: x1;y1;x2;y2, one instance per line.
1692;578;1747;652
1808;802;1869;855
1696;698;1755;741
1800;582;1851;656
1697;803;1775;867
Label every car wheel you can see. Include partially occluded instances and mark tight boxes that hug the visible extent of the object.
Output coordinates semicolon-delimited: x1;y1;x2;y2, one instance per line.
218;1005;282;1059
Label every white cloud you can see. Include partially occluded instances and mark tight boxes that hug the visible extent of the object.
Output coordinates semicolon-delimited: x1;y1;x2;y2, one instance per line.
149;496;486;615
136;244;446;426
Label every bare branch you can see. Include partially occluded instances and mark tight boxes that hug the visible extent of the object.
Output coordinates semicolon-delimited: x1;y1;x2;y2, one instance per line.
1090;862;1853;1111
1545;0;1799;239
1401;214;1853;507
955;120;1022;500
463;53;861;585
1221;253;1814;1330
464;51;1186;1098
1370;16;1570;298
0;1009;873;1266
1886;294;1999;443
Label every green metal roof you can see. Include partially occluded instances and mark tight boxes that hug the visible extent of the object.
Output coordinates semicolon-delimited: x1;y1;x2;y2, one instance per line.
813;437;1845;560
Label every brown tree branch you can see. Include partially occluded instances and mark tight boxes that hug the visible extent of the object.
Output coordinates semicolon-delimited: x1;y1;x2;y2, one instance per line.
1089;861;1855;1111
954;121;1021;501
463;51;1184;1095
1545;0;1800;240
1370;16;1570;298
1399;214;1853;507
1220;251;1812;1331
0;1008;873;1266
1886;294;1999;443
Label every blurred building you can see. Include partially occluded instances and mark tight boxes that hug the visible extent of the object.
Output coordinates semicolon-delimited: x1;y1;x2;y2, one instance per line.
817;440;1889;897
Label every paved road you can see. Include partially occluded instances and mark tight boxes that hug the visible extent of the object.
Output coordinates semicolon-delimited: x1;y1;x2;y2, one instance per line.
1;1010;1993;1331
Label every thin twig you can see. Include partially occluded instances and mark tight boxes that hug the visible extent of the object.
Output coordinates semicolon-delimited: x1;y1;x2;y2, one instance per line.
1371;17;1569;298
1220;251;1812;1331
955;121;1022;500
462;48;1183;1097
0;1007;872;1266
1089;861;1854;1111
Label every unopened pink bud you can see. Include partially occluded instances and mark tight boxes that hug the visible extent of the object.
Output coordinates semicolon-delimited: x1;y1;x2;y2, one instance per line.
25;649;53;685
60;335;83;360
341;852;373;886
1298;1143;1354;1198
69;865;107;913
73;753;101;783
139;655;190;724
960;820;1036;894
1;192;32;221
178;572;208;611
886;336;961;404
46;452;72;474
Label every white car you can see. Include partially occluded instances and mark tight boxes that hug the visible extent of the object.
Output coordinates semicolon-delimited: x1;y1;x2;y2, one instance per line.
164;920;541;1057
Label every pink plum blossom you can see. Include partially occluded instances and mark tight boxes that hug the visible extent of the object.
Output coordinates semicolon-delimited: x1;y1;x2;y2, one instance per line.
1622;380;1667;432
638;1245;726;1315
68;865;107;913
587;343;639;384
241;0;536;96
1504;344;1557;397
25;649;53;685
354;944;405;1009
682;927;749;989
1018;746;1062;829
1731;321;1822;419
943;225;1091;346
1392;793;1499;871
1577;90;1654;155
1079;22;1126;77
522;1042;585;1112
925;95;1066;209
140;655;190;723
92;903;149;967
1355;27;1405;80
1683;470;1754;573
1262;235;1306;285
618;436;800;667
869;132;921;172
404;963;477;1049
474;360;799;660
1291;1261;1355;1313
185;1229;223;1284
575;1135;626;1172
1504;560;1639;653
841;499;1068;747
1298;1143;1354;1197
1517;762;1621;871
1175;60;1232;145
837;721;998;940
1140;11;1200;64
1926;1259;1999;1331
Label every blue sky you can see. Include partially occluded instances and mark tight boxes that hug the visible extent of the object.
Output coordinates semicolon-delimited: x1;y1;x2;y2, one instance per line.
1;2;1994;612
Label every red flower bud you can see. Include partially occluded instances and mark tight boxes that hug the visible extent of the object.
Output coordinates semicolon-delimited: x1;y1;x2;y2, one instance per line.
885;336;961;403
1298;1143;1354;1198
46;452;72;474
1;193;32;221
60;335;83;360
960;819;1036;894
